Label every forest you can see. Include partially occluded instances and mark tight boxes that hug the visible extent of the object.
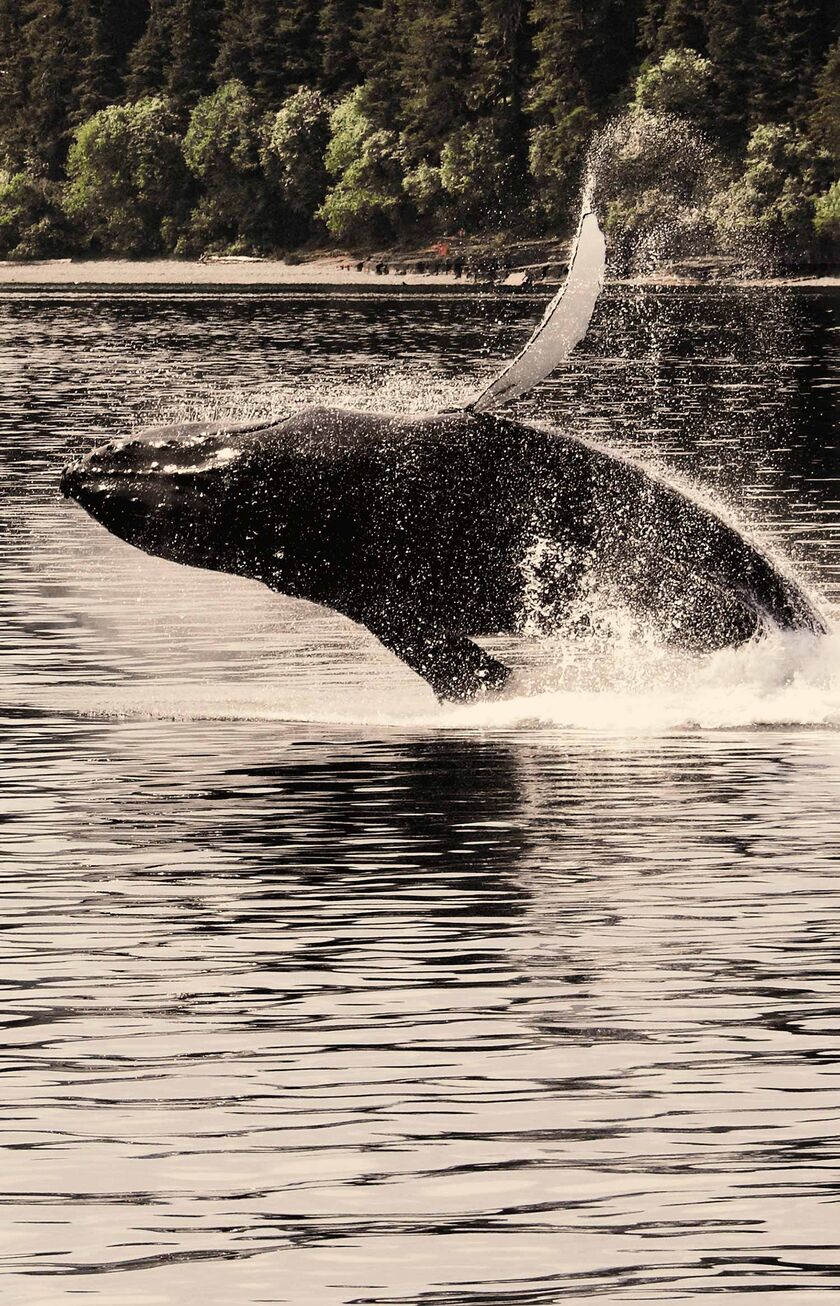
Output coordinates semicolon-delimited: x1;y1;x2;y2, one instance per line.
0;0;837;267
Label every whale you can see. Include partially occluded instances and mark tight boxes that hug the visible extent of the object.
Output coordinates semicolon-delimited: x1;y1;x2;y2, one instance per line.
60;405;826;700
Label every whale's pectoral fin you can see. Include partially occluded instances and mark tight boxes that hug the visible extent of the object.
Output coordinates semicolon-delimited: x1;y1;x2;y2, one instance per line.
370;623;512;702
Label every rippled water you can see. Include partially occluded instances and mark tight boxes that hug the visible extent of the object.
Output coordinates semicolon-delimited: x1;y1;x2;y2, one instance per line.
1;284;839;1304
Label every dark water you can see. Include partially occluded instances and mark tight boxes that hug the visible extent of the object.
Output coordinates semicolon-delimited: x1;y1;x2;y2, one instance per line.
1;284;839;1304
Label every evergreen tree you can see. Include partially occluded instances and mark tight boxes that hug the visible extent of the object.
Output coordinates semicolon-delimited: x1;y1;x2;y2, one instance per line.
528;0;641;222
166;0;223;104
319;0;362;92
530;0;642;120
0;0;28;170
809;39;840;167
19;0;92;175
639;0;706;58
471;0;529;155
127;0;173;99
93;0;150;73
705;0;753;142
214;0;319;102
751;0;834;126
80;0;150;111
353;0;403;125
398;0;477;156
128;0;221;106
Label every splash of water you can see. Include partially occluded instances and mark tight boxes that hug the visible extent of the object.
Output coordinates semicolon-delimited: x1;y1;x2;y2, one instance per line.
583;109;773;279
141;365;467;433
438;628;840;733
71;625;839;733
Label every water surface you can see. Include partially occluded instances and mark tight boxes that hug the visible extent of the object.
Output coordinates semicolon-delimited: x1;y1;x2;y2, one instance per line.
1;283;838;1304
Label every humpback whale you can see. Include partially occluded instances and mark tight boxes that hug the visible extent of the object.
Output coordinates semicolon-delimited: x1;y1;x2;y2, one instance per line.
60;211;827;700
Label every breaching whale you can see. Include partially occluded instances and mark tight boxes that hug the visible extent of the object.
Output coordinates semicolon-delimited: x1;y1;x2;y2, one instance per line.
60;211;826;700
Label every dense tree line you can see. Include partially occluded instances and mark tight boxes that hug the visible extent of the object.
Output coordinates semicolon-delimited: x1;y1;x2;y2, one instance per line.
0;0;837;263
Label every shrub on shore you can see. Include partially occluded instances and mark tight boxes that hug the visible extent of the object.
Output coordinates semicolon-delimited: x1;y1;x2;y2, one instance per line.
180;80;273;252
0;172;67;259
262;88;332;237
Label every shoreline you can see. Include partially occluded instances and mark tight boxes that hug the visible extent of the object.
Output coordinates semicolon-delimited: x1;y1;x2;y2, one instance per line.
0;256;459;288
0;255;837;289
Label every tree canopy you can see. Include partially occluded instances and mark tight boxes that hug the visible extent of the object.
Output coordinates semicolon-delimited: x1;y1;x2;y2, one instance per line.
0;0;836;261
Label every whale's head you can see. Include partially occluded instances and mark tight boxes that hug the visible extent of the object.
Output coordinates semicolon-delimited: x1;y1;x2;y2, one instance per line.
60;412;364;596
60;406;418;605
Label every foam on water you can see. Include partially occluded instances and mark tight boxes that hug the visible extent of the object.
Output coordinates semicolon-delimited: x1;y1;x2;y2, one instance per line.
438;626;840;734
63;623;839;735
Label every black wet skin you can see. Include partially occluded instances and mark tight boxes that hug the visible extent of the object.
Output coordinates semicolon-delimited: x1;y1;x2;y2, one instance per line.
61;407;826;701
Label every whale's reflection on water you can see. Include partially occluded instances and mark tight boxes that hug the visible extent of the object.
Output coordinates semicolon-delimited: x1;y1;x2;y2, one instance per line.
3;721;840;1302
1;284;839;1303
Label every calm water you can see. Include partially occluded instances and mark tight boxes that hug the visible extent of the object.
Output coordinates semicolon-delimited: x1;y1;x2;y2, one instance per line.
1;283;839;1305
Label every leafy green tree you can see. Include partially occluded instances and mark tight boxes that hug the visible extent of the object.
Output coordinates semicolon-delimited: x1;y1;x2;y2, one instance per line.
711;122;829;253
591;108;720;269
262;88;332;231
813;180;840;242
0;171;67;257
633;47;713;121
182;79;274;248
0;0;836;261
440;119;512;225
593;36;753;269
64;96;190;252
318;87;406;241
528;106;597;225
402;159;443;215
